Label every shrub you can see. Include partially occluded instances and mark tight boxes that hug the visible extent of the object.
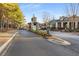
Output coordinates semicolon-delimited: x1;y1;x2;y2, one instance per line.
30;29;48;37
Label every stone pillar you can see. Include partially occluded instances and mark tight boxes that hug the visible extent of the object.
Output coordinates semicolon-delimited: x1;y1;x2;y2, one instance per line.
75;21;78;29
67;22;69;28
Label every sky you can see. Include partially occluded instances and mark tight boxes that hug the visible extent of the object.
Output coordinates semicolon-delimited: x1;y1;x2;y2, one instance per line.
18;3;72;23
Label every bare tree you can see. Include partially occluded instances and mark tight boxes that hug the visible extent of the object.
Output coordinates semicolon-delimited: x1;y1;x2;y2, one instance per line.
42;12;52;34
42;12;51;25
66;3;79;17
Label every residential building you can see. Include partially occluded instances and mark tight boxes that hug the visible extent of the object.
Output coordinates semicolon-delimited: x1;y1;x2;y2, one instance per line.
49;16;79;31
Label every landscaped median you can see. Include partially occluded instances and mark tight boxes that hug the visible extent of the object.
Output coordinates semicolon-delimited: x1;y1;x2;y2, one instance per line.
0;30;18;56
30;29;71;46
30;29;48;37
46;35;71;46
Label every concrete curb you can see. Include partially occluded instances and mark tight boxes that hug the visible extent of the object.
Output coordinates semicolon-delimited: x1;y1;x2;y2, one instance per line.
47;35;71;46
0;31;18;56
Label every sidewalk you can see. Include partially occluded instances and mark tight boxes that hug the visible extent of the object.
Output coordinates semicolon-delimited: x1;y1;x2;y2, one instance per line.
0;30;17;46
70;32;79;36
61;32;79;36
51;31;79;36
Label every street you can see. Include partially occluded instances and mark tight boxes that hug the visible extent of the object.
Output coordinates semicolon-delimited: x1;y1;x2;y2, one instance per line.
50;31;79;54
4;30;79;56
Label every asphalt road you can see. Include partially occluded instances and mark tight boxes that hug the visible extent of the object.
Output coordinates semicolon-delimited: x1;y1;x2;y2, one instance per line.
50;31;79;55
4;30;79;56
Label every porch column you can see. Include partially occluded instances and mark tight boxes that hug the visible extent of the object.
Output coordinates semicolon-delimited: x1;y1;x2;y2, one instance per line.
71;22;74;30
56;22;58;29
75;21;78;29
67;22;69;28
61;22;63;28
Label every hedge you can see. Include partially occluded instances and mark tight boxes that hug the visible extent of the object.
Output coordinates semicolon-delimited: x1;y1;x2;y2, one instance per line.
30;29;48;36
